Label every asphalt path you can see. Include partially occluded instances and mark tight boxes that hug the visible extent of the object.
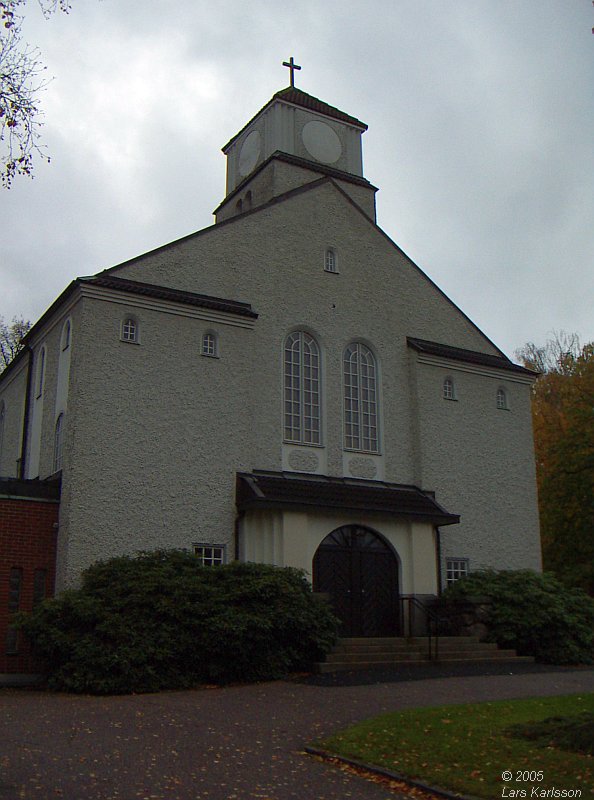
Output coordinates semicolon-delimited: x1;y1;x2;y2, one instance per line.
1;667;593;800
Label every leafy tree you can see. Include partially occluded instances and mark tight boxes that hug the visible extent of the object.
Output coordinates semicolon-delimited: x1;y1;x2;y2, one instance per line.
18;551;339;694
516;333;594;595
0;314;30;370
1;0;70;187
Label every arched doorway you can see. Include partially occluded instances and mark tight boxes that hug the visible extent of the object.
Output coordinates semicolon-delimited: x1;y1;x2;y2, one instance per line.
312;525;400;637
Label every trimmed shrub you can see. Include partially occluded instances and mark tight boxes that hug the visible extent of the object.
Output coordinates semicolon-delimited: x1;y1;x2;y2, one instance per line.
18;551;339;694
440;569;594;665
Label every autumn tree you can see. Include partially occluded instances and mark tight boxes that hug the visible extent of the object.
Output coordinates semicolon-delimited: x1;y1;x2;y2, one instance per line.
517;333;594;595
0;0;70;187
0;314;30;370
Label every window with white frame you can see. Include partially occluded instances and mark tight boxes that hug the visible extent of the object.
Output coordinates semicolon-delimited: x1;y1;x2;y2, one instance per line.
202;332;217;357
446;558;469;585
121;317;138;343
443;377;456;400
53;413;64;473
283;331;321;445
324;248;338;273
343;342;379;452
193;544;225;566
61;320;71;351
36;347;46;398
496;387;508;410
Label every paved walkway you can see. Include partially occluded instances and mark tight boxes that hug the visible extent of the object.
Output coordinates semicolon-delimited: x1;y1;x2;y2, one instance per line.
1;667;593;800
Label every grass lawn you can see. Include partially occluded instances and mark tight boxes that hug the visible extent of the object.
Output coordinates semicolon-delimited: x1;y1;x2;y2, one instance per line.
317;693;594;799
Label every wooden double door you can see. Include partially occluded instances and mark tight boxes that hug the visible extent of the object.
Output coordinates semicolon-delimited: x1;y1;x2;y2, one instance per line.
313;525;400;637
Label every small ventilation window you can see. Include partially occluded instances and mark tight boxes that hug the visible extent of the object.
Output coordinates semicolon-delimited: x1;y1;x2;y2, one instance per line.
496;388;508;410
202;332;218;358
324;248;338;273
443;377;456;400
121;317;139;343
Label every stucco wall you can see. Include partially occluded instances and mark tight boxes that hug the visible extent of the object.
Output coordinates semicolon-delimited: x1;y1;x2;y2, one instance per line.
54;293;257;588
410;355;542;575
11;175;541;589
0;358;27;478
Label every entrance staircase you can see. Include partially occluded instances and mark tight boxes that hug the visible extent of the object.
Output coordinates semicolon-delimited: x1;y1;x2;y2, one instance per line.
316;636;534;673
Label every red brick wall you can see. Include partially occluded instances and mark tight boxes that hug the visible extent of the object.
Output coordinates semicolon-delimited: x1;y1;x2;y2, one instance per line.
0;497;58;674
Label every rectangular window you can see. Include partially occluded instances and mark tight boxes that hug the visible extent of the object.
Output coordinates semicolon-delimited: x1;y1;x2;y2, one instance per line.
193;544;225;566
33;569;47;606
446;558;469;585
6;568;23;655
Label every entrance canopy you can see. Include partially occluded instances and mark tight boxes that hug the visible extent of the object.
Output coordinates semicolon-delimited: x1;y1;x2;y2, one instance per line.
236;471;459;526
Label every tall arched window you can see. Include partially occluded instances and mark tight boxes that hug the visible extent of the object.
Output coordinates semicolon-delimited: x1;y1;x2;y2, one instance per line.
0;401;5;463
36;347;46;397
53;413;65;473
283;331;321;445
343;343;379;453
61;320;71;351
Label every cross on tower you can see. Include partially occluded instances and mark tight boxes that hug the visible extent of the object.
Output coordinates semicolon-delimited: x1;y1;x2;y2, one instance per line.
282;56;301;88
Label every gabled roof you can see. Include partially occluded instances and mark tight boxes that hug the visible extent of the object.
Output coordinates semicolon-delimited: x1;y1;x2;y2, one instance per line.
223;87;367;152
407;337;536;376
236;470;459;526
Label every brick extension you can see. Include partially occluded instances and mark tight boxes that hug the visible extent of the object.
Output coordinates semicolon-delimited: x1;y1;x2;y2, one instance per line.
0;479;59;676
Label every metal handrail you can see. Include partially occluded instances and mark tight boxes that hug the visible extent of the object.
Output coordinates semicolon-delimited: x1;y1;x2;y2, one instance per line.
400;596;441;660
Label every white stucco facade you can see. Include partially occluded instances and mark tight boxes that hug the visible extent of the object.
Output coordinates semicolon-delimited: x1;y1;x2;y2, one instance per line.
0;86;541;631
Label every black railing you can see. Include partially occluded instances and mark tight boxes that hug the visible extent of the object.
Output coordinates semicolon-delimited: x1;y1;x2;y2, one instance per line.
400;596;442;661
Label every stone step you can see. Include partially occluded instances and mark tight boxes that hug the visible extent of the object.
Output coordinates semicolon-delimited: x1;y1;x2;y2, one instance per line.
316;636;533;672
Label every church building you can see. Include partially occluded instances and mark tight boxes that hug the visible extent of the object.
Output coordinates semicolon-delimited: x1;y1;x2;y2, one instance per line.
0;65;541;667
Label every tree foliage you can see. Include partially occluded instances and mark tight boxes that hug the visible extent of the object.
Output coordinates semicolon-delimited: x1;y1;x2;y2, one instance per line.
18;551;339;694
442;569;594;665
516;333;594;595
0;314;30;370
0;0;70;187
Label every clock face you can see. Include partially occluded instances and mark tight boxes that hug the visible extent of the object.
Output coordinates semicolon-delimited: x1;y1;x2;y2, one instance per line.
302;120;342;164
239;130;261;177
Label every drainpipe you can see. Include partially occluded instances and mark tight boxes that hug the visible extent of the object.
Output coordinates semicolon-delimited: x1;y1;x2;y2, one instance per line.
435;527;443;596
18;346;34;480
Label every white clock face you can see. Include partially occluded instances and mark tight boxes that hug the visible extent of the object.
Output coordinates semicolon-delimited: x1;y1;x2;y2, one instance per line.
302;120;342;164
239;130;261;177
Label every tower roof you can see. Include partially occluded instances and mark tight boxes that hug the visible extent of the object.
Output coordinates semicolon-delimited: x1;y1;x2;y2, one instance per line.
222;87;368;153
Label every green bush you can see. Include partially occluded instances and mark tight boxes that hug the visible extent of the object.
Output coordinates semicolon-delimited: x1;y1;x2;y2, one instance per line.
18;551;338;694
441;569;594;664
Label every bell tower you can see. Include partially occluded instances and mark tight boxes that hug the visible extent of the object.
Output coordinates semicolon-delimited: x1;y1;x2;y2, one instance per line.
214;60;377;222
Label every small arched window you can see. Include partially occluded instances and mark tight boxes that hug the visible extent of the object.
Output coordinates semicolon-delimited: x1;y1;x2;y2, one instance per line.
53;413;65;473
202;332;217;357
496;388;508;410
284;331;321;445
245;190;253;210
61;320;71;351
121;317;138;343
343;343;379;453
236;198;243;214
324;248;337;273
36;347;46;398
443;377;455;400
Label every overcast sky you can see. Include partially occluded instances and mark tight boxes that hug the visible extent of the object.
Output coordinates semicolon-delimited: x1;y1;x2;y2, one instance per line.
2;0;593;359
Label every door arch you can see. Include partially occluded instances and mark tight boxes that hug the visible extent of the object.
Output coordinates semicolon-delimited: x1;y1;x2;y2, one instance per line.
312;525;400;637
